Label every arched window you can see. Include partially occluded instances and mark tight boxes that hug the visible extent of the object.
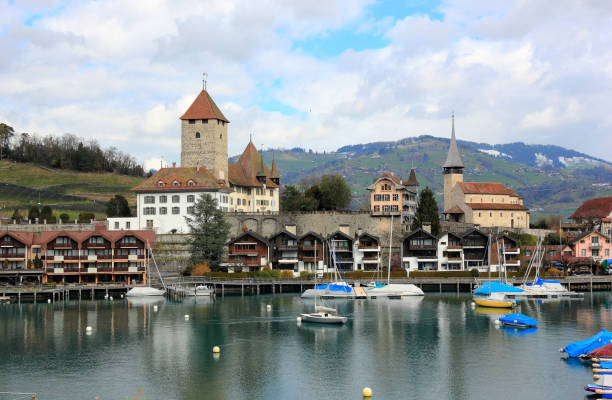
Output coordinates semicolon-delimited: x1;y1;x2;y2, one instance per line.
195;132;200;138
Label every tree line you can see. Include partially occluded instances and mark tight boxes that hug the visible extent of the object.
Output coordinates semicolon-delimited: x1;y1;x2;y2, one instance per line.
0;123;144;176
280;175;352;211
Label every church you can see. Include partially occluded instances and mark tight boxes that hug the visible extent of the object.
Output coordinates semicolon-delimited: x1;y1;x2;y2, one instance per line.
442;115;530;229
108;83;280;233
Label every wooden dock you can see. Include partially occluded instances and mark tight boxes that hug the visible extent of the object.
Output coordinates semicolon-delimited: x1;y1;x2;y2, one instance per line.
0;284;135;303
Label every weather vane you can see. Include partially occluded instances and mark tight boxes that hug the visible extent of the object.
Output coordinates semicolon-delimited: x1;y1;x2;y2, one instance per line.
203;72;208;91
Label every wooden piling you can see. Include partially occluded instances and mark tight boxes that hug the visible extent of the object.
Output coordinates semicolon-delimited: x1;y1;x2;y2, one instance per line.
591;277;593;295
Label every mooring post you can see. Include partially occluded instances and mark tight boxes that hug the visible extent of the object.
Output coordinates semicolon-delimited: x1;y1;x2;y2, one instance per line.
272;283;275;294
257;284;260;295
91;288;94;300
280;283;282;293
439;283;442;293
457;281;459;294
34;291;37;303
241;284;244;296
591;277;593;294
222;284;224;296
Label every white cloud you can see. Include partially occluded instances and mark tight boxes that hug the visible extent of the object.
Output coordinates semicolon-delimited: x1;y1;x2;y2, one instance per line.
0;0;611;167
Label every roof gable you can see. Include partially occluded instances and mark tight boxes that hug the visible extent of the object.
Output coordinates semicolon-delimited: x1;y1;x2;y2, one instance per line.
299;231;325;242
230;231;268;245
228;141;277;188
570;197;612;220
269;229;297;241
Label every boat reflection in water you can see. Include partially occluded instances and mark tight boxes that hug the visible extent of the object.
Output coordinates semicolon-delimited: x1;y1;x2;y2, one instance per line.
499;326;538;336
127;296;166;307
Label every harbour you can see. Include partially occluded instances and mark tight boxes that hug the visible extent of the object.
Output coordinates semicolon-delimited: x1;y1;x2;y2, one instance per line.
1;292;611;399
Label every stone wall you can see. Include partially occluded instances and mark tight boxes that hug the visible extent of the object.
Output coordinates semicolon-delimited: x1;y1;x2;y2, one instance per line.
180;119;228;180
0;222;100;232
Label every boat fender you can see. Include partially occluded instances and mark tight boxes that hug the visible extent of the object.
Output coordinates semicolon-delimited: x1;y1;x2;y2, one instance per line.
594;363;601;368
212;346;220;353
594;374;600;380
362;387;372;397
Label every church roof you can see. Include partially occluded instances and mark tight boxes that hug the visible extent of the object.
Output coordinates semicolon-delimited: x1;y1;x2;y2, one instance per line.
458;182;520;197
180;90;229;122
570;197;612;220
228;141;278;188
405;168;419;186
466;202;529;211
133;166;230;192
444;205;465;214
443;113;464;169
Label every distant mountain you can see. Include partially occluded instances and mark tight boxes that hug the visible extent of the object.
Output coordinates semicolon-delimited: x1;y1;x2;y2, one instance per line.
256;135;612;218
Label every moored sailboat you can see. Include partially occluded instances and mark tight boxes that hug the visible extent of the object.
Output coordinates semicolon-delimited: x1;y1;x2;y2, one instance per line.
126;241;166;297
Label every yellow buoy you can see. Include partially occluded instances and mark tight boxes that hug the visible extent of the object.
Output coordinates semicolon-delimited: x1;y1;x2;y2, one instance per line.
362;387;372;397
213;346;220;353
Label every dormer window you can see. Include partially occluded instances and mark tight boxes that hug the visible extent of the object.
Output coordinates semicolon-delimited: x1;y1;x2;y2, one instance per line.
187;180;195;187
172;181;180;187
157;181;165;188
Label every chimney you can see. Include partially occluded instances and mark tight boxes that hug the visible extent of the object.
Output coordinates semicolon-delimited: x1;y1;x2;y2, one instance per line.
422;222;432;234
285;224;297;235
357;227;363;237
172;161;176;168
339;224;350;235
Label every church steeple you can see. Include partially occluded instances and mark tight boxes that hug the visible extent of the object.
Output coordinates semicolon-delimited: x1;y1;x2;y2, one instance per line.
443;112;464;169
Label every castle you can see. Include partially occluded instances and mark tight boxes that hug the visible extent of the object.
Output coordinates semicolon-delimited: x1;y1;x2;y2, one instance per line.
109;83;280;233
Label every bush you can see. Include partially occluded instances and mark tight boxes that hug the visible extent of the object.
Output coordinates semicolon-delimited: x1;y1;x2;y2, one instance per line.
59;213;70;223
470;268;479;277
78;212;96;223
300;270;310;278
190;261;211;276
280;270;294;279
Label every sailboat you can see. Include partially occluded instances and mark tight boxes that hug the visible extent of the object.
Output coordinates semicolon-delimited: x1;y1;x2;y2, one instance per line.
301;238;354;298
365;215;424;298
300;239;348;324
126;241;166;297
473;235;517;308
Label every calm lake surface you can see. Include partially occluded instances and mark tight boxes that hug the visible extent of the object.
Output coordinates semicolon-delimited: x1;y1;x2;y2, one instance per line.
1;293;612;399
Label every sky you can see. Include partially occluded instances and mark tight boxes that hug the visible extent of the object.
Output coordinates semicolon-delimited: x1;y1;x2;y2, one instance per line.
1;0;611;171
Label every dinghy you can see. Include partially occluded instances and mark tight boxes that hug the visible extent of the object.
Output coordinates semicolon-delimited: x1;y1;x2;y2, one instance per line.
562;329;612;358
498;313;538;328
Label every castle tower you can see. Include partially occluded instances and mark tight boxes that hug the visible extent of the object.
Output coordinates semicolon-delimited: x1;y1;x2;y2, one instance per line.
443;113;464;211
180;86;229;181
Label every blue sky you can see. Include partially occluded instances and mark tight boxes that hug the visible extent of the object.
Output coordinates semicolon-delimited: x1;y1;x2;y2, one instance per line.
1;0;611;170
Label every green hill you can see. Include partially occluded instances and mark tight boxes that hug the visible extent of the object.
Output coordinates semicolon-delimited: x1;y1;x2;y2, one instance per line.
0;161;144;220
259;136;612;219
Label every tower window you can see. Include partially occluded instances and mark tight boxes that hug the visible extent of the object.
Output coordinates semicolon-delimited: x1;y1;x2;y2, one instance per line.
202;119;208;124
220;134;222;139
195;132;200;138
189;119;195;124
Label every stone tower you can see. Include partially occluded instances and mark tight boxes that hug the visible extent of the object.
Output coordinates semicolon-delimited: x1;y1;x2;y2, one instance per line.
180;88;229;181
443;113;464;211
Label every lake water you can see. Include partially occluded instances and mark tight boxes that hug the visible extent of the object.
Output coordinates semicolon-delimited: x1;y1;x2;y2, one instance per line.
1;293;611;399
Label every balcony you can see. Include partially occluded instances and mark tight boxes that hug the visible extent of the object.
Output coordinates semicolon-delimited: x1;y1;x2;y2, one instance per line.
447;246;463;250
301;256;321;262
447;257;462;262
417;256;438;261
590;243;601;249
504;247;520;254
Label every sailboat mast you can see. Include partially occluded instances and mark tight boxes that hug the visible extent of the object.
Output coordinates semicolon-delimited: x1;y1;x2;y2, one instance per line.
314;239;317;309
387;214;393;285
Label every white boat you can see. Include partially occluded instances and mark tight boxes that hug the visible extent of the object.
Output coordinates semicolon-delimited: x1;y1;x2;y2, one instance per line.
301;281;354;298
365;215;425;298
299;239;348;325
181;285;214;297
125;240;167;298
301;306;348;324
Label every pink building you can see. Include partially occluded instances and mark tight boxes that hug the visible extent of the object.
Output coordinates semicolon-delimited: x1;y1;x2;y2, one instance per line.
572;231;612;262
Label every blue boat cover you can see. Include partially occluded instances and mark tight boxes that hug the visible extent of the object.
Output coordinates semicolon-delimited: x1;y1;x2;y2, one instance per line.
563;329;612;357
599;361;612;369
499;313;538;327
473;281;524;295
314;284;352;293
526;277;561;286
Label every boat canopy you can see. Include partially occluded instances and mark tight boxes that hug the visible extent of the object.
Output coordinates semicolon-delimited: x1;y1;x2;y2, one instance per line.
587;342;612;359
499;313;538;327
563;329;612;357
526;277;561;286
314;283;352;293
473;281;524;295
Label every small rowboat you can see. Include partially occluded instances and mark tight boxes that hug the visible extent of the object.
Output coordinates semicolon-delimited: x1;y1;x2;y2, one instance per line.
473;292;516;308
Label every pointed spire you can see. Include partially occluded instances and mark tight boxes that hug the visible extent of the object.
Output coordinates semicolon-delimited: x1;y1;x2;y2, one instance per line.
443;112;464;169
270;158;280;179
405;168;419;186
257;150;266;178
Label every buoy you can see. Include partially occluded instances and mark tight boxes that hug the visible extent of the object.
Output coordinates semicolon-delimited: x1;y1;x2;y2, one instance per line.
266;304;272;310
153;305;158;311
362;387;372;397
297;317;302;322
121;294;124;299
494;320;501;325
471;302;475;306
109;296;113;301
213;346;220;353
104;294;108;299
47;299;51;303
86;326;92;332
184;314;190;320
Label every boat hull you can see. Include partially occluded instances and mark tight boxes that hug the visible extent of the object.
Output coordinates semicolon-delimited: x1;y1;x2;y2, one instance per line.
300;313;347;324
126;287;166;297
473;297;514;308
366;283;424;297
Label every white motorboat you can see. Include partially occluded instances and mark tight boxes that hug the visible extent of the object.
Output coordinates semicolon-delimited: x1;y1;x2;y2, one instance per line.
300;306;347;324
181;285;214;297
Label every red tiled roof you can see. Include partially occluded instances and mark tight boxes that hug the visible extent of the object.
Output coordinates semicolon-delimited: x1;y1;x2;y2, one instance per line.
466;202;529;211
570;197;612;220
32;229;155;248
0;231;34;245
132;166;230;192
180;90;229;122
228;141;277;188
459;182;520;197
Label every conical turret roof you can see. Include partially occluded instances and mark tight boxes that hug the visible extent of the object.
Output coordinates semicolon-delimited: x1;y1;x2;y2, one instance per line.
443;113;464;169
405;168;419;186
270;158;280;179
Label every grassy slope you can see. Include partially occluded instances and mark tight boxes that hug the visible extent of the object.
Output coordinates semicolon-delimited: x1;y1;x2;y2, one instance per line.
0;160;144;218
